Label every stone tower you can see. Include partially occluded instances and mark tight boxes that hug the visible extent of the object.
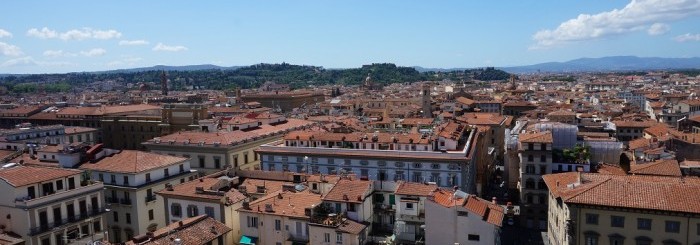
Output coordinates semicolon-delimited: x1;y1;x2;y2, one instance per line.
422;83;432;118
160;71;168;96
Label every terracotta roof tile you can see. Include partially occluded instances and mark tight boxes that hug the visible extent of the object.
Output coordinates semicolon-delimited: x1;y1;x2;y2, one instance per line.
323;179;372;203
544;172;700;214
238;190;322;219
125;215;230;245
80;150;187;174
0;165;80;187
519;131;553;143
395;181;438;196
630;159;682;177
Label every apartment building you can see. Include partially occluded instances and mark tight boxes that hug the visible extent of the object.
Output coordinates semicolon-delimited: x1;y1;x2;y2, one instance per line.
0;165;106;245
425;188;504;245
79;149;198;243
257;121;480;192
544;172;700;245
393;182;438;243
143;118;315;174
157;170;247;245
0;124;97;151
238;188;322;245
518;131;554;230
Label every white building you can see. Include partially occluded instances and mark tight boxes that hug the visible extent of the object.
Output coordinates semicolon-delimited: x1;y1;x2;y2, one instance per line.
257;123;479;192
0;164;107;245
79;149;198;243
425;189;503;245
393;181;438;243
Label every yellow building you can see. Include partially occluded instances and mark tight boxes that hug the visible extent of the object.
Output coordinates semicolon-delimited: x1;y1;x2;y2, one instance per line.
544;172;700;245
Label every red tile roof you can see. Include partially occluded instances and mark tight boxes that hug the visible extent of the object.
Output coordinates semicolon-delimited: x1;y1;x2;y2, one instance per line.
0;165;80;187
544;172;700;214
323;179;372;204
125;215;231;245
630;159;682;177
395;181;438;196
80;150;187;174
157;177;247;203
519;131;553;143
238;190;322;219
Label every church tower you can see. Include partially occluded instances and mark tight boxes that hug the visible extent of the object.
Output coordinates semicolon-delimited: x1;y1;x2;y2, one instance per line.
160;71;168;96
422;83;432;118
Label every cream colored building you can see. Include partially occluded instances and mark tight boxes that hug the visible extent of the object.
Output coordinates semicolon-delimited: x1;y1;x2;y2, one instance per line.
79;149;198;243
0;165;106;245
143;118;315;174
544;172;700;245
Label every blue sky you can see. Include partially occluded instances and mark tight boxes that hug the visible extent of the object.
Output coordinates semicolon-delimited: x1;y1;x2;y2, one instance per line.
1;0;700;73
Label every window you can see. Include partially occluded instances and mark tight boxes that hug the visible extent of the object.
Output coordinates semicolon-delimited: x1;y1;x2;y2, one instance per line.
199;156;205;168
468;234;480;241
123;176;129;185
110;175;116;184
527;155;534;162
665;221;680;233
98;173;104;181
637;218;651;230
406;203;414;210
179;164;184;173
275;219;281;231
56;180;63;190
584;231;599;245
205;206;215;218
187;205;198;217
68;177;75;189
126;213;131;224
164;168;169;177
586;213;599;225
611;216;625;228
324;233;331;243
247;216;258;228
113;211;119;222
148;209;154;220
145;173;151;182
540;155;546;162
608;234;625;245
336;233;343;244
171;203;182;217
214;157;221;168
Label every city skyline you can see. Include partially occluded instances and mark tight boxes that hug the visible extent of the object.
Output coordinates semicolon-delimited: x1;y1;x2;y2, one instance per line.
1;0;700;73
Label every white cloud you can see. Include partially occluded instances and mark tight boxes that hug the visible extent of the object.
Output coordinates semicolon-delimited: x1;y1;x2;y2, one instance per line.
43;49;77;58
153;43;188;52
674;33;700;42
80;48;107;57
0;29;12;38
1;56;36;67
647;23;670;35
0;42;23;56
27;27;58;39
119;40;149;46
531;0;700;48
27;27;122;40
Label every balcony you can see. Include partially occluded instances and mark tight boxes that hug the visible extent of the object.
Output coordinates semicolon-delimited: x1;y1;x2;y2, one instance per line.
145;195;157;203
29;208;106;236
287;233;309;243
15;182;104;209
106;197;120;204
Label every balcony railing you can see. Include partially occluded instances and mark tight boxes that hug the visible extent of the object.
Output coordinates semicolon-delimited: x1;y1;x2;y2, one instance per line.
14;182;104;209
106;197;120;204
29;208;106;235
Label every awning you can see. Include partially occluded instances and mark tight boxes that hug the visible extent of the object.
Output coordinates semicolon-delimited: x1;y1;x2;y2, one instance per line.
239;235;258;245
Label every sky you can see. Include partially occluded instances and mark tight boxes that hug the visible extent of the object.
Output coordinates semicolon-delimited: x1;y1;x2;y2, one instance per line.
1;0;700;74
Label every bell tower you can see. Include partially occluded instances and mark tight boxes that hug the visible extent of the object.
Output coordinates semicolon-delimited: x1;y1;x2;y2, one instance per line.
422;83;432;118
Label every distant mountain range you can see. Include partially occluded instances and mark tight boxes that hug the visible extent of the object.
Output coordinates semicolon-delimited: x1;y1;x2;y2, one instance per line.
99;64;243;73
501;56;700;73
